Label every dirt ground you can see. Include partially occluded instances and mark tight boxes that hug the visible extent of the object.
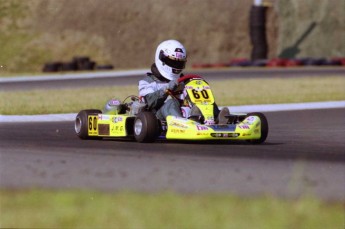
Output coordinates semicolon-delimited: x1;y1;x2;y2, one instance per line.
277;0;344;59
31;0;262;68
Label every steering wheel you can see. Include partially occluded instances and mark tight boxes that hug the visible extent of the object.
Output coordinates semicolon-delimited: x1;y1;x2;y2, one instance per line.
177;74;202;83
167;74;203;99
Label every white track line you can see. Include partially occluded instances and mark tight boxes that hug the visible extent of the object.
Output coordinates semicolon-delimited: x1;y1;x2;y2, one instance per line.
227;100;345;113
1;101;344;123
0;69;148;83
2;67;343;83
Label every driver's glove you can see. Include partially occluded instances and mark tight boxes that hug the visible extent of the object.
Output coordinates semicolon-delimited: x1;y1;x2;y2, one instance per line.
159;78;179;97
167;79;178;91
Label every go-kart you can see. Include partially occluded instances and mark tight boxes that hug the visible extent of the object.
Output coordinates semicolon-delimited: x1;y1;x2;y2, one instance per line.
74;74;268;143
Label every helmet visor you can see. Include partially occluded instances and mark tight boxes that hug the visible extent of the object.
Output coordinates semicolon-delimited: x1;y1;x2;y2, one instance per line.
159;51;186;69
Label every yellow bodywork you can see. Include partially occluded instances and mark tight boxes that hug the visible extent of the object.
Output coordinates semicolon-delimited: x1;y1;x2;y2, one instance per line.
185;79;216;123
165;78;262;140
165;115;262;140
88;114;132;137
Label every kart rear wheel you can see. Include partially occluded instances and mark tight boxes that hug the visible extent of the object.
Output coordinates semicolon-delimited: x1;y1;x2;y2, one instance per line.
75;109;102;140
134;112;159;143
246;112;268;144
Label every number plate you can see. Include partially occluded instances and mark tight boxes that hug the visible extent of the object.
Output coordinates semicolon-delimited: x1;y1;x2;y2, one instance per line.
185;80;215;104
88;115;98;136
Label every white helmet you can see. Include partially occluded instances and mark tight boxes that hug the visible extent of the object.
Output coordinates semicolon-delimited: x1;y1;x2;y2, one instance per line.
155;40;187;81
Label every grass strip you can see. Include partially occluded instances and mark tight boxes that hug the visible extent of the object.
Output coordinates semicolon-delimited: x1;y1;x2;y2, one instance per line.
0;76;344;115
0;189;343;229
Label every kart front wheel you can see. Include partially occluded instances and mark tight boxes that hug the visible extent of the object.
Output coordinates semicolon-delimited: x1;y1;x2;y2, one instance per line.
134;112;159;143
75;109;102;140
246;112;268;144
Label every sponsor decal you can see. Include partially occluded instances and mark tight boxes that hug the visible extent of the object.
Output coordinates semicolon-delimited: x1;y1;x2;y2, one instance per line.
238;125;250;129
196;125;209;131
204;119;215;125
211;133;239;138
111;125;124;134
256;122;261;128
175;52;184;59
98;124;110;135
108;99;121;106
244;116;256;125
98;114;110;121
193;99;212;104
197;132;209;136
169;121;188;129
112;116;123;123
170;129;186;134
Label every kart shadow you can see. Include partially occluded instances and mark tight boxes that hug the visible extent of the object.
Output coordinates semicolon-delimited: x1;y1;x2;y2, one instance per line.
156;139;284;146
99;138;343;163
101;137;283;145
153;140;344;163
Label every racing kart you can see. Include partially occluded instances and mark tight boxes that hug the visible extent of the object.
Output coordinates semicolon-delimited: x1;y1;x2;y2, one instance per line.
74;74;268;143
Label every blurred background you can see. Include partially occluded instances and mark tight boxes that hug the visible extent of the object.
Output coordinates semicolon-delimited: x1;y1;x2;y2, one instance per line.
0;0;344;72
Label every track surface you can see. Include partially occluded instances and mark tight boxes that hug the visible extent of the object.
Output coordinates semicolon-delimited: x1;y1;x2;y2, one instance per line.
1;108;344;200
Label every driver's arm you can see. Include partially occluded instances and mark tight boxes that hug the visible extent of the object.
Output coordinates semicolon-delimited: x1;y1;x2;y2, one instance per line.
138;79;168;110
139;77;178;110
144;90;168;110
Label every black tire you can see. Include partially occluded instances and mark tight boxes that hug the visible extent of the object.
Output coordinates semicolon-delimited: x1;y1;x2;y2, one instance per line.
133;112;159;143
82;61;96;70
73;56;91;70
42;62;63;72
96;64;114;70
75;109;102;139
246;112;268;144
61;61;78;71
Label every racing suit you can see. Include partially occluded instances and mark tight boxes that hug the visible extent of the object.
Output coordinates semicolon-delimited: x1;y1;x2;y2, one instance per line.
138;64;184;120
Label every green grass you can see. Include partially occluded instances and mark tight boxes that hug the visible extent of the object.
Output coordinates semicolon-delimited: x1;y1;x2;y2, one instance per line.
0;76;344;115
0;189;343;229
213;75;345;105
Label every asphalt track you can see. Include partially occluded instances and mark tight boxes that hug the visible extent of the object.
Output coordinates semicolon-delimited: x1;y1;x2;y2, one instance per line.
1;108;344;201
0;68;344;201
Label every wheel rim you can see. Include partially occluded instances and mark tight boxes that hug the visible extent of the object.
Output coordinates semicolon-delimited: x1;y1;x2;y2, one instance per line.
75;117;82;134
134;119;143;135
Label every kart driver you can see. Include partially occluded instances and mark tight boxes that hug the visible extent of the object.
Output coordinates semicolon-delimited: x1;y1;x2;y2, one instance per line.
138;39;230;123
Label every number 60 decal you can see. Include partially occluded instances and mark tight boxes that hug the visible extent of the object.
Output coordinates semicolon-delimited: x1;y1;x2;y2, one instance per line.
89;116;97;131
191;89;209;99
